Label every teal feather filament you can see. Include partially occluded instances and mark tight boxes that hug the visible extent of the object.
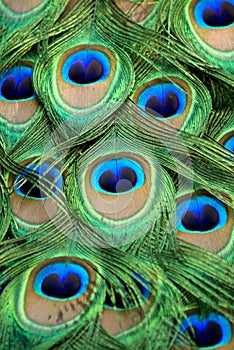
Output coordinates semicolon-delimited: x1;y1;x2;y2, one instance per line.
0;173;11;241
101;275;152;336
115;0;159;27
0;0;68;70
103;272;151;310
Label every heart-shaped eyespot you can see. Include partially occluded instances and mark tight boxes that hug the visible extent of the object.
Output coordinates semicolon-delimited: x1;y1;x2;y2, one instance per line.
99;167;137;193
203;2;234;27
186;322;222;347
145;92;179;118
1;76;34;100
182;204;219;231
41;273;81;299
91;158;145;195
68;59;103;84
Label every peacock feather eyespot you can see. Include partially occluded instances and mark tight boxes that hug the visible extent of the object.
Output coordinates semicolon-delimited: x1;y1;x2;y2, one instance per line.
194;0;234;28
14;162;63;200
0;66;34;101
17;257;98;328
131;73;211;134
1;0;234;348
91;158;145;194
179;312;233;348
56;45;116;110
62;50;110;86
188;0;234;62
177;195;227;233
78;151;151;222
176;190;233;254
34;262;89;300
34;37;135;131
137;83;186;119
9;159;64;228
73;141;176;246
0;64;39;125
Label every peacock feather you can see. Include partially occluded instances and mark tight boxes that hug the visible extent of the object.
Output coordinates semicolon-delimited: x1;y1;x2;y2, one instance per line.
0;0;233;349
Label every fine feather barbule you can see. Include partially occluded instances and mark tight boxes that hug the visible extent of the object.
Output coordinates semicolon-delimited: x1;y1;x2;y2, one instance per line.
0;0;233;349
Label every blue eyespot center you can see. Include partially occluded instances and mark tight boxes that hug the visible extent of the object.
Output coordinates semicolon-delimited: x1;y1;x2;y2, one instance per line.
34;262;89;300
0;66;34;101
14;162;63;200
194;0;234;28
204;2;234;27
177;195;227;233
186;322;222;347
17;175;42;198
91;158;145;194
99;167;137;193
62;50;110;86
41;273;81;299
137;83;186;119
181;313;232;348
68;59;103;84
181;204;219;231
146;92;179;118
224;135;234;152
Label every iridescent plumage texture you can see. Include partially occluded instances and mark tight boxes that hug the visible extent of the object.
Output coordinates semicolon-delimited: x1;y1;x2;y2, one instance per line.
0;0;233;349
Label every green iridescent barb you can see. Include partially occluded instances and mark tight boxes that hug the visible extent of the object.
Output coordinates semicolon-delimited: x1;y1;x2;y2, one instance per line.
0;0;233;349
